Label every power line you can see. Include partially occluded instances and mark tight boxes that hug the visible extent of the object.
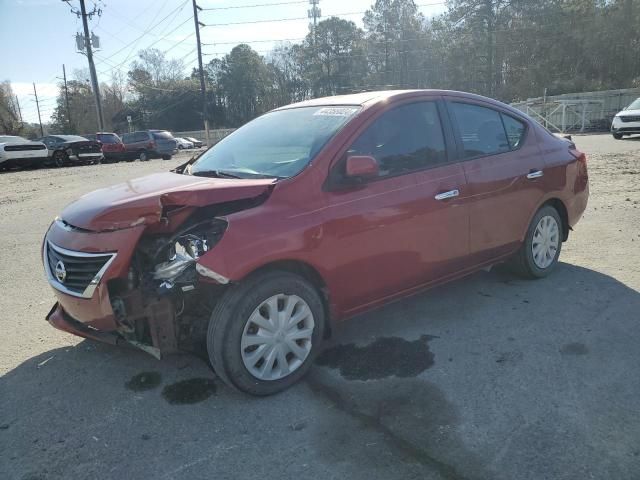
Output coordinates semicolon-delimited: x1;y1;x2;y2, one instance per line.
201;2;447;26
96;15;194;76
201;0;306;10
96;0;188;65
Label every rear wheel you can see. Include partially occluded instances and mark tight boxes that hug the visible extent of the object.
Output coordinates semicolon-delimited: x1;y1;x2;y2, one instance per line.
613;133;623;140
162;155;171;160
510;205;563;279
207;271;325;396
138;150;149;161
53;150;67;168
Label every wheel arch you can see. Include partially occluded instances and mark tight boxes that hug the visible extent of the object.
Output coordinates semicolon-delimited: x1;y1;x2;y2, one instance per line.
246;259;333;338
542;198;570;241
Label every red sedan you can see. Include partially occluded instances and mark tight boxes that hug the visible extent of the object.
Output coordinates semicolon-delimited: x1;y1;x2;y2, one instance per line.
42;90;589;395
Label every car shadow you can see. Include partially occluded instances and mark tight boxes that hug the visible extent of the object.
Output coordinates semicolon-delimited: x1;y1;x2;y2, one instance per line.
2;263;640;480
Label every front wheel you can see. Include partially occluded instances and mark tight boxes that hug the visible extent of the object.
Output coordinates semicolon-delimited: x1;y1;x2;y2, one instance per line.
510;205;563;279
613;133;623;140
207;271;325;396
53;151;67;168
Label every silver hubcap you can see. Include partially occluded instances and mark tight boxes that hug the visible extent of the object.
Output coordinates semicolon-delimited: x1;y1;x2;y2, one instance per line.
241;294;314;381
532;215;559;269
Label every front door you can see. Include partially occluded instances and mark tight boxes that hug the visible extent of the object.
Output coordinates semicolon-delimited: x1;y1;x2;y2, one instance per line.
321;100;469;314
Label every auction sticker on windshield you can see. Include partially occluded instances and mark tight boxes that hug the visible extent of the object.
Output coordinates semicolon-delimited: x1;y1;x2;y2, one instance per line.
313;107;360;116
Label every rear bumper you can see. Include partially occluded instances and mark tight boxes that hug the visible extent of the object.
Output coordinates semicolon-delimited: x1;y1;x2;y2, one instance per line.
69;153;104;163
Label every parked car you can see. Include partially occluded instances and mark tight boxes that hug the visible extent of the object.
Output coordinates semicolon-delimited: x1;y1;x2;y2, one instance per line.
39;135;103;167
175;137;194;150
0;135;48;170
42;90;589;395
83;132;127;162
183;136;203;148
611;97;640;139
121;130;178;161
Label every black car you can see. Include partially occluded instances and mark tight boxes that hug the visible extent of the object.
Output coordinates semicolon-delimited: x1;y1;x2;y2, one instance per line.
39;135;104;167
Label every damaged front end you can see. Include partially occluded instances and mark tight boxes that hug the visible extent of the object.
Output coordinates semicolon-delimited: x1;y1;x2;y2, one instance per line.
44;172;276;359
107;217;228;358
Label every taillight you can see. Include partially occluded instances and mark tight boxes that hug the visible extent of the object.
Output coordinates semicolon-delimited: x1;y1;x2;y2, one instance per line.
569;147;586;165
148;141;156;149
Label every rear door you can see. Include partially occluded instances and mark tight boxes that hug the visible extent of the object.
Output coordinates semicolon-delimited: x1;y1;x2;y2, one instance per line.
445;97;546;263
322;99;469;313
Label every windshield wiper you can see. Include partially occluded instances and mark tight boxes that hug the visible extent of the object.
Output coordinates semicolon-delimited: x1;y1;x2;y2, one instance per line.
191;169;243;179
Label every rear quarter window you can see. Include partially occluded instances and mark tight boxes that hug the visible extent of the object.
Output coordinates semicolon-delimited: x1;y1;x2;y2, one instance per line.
501;114;526;149
152;131;173;140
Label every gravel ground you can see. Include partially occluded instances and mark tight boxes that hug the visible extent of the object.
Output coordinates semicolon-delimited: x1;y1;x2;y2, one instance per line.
1;135;639;480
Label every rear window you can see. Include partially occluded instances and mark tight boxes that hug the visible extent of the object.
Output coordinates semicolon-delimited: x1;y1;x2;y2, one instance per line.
152;131;173;140
97;133;121;144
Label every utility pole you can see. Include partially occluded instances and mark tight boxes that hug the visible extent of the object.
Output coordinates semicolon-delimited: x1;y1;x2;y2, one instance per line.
484;0;494;97
33;83;44;137
62;64;72;132
15;95;23;123
308;0;321;48
75;0;104;131
192;0;210;147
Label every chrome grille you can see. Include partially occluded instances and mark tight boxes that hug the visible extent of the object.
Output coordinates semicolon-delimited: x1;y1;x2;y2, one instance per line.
44;241;116;298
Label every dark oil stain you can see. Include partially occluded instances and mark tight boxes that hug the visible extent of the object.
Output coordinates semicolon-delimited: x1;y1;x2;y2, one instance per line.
306;372;491;479
560;342;589;356
315;335;436;380
495;350;523;365
125;371;162;392
162;378;216;405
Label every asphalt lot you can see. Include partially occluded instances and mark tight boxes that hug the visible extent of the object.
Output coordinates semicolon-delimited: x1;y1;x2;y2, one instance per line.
1;134;639;480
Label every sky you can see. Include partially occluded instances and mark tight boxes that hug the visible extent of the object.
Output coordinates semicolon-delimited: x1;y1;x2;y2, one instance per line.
1;0;447;124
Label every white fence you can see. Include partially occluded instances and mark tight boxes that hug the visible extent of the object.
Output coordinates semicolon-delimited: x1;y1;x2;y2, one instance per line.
511;88;640;133
173;129;235;145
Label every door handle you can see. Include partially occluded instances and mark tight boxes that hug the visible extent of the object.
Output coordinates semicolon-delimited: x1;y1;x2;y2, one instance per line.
434;189;459;201
526;170;544;179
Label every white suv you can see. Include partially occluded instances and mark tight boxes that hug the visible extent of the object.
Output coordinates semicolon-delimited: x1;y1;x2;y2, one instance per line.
611;97;640;139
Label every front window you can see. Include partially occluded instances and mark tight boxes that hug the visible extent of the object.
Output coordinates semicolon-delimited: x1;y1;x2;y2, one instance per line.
191;106;360;179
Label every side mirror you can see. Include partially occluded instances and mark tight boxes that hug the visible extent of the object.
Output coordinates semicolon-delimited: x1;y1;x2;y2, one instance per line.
345;155;378;179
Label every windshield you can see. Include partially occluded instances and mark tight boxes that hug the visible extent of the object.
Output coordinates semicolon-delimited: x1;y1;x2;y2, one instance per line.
626;98;640;110
0;136;28;143
190;105;360;179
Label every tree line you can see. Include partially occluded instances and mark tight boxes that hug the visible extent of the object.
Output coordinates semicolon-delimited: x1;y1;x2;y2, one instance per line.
2;0;639;136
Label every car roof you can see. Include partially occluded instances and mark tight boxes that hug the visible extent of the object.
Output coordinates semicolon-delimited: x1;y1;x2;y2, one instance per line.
274;89;515;113
54;135;88;141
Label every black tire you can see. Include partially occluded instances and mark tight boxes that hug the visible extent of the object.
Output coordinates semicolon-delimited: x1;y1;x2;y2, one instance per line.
207;271;326;396
510;205;563;279
162;155;171;160
613;133;623;140
139;150;149;161
178;145;184;150
53;150;67;168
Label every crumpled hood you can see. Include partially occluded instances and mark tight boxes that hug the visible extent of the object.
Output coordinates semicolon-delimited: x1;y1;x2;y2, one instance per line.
60;172;275;231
